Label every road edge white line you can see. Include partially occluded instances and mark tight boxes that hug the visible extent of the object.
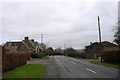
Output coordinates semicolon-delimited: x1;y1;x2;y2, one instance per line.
55;58;68;73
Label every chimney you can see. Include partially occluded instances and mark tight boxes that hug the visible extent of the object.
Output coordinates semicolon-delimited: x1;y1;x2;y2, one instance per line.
90;42;92;45
25;37;29;41
31;39;34;42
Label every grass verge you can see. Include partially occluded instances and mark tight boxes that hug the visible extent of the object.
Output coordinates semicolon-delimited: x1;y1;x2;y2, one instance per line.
2;64;46;78
90;60;120;69
41;55;49;59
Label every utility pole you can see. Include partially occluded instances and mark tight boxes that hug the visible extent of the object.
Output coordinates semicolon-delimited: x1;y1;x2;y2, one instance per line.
97;16;102;62
64;44;66;50
64;44;66;56
41;34;43;44
98;16;102;43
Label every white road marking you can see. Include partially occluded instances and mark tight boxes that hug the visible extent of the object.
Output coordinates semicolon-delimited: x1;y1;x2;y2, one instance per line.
65;59;68;61
70;61;76;64
63;56;80;62
63;56;76;64
55;58;68;73
86;68;97;73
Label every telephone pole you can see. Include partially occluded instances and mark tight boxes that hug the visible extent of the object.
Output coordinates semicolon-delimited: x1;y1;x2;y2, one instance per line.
98;16;102;43
41;34;43;44
97;16;102;62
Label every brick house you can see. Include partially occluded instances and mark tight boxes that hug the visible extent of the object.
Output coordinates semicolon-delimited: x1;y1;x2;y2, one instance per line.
85;41;119;59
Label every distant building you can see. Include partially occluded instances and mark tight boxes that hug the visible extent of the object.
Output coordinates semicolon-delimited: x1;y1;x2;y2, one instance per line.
38;43;46;52
85;41;119;59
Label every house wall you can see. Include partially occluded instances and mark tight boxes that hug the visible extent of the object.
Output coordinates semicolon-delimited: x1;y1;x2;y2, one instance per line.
4;43;11;52
17;44;30;53
11;46;18;52
103;47;119;51
35;46;39;53
4;43;19;52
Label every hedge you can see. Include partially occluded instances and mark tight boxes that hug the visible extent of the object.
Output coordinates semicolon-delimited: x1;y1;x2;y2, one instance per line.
2;52;28;73
31;52;47;58
102;50;120;64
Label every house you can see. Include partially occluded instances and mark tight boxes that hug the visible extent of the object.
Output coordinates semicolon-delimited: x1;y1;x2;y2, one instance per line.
101;41;119;51
85;41;119;59
39;43;46;52
4;37;41;53
4;42;22;52
29;39;41;53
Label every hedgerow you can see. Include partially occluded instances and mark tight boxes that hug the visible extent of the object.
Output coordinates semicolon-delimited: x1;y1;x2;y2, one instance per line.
102;50;120;64
2;52;28;72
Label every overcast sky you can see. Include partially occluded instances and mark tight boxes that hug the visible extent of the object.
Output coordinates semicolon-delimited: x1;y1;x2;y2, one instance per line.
1;0;119;49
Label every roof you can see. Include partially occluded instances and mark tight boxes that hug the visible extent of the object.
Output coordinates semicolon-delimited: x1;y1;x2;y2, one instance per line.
22;41;31;50
89;41;117;47
4;42;22;46
85;41;118;50
32;41;39;47
23;40;35;50
101;41;117;47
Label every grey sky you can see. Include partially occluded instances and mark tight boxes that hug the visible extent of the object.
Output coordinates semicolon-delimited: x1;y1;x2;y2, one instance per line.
1;0;119;49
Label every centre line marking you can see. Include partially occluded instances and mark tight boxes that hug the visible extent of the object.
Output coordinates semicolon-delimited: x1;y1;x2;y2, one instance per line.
65;59;68;61
71;61;76;64
86;68;96;73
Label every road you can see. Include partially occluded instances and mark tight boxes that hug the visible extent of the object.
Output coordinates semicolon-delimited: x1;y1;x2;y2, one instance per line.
50;56;119;78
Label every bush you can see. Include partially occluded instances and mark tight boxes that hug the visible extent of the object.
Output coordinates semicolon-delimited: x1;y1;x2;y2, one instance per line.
102;50;120;64
64;48;86;58
2;52;28;73
79;53;86;59
31;53;47;58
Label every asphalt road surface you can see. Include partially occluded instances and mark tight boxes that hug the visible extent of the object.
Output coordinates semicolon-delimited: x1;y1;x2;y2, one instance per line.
50;56;119;78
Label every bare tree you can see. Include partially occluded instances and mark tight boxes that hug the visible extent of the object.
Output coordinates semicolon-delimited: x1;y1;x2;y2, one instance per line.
114;20;120;48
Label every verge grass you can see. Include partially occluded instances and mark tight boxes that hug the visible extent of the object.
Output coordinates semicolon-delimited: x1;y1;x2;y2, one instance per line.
3;64;46;78
90;60;120;69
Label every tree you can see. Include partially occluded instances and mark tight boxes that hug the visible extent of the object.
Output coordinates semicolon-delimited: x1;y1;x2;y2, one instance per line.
55;47;63;55
114;21;120;48
64;47;78;57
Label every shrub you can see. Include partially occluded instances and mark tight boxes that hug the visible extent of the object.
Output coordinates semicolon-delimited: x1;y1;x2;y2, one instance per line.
102;50;120;64
64;48;86;58
2;52;28;73
79;53;86;59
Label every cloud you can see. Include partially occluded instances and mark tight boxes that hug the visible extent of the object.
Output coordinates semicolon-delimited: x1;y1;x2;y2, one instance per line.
1;0;118;49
